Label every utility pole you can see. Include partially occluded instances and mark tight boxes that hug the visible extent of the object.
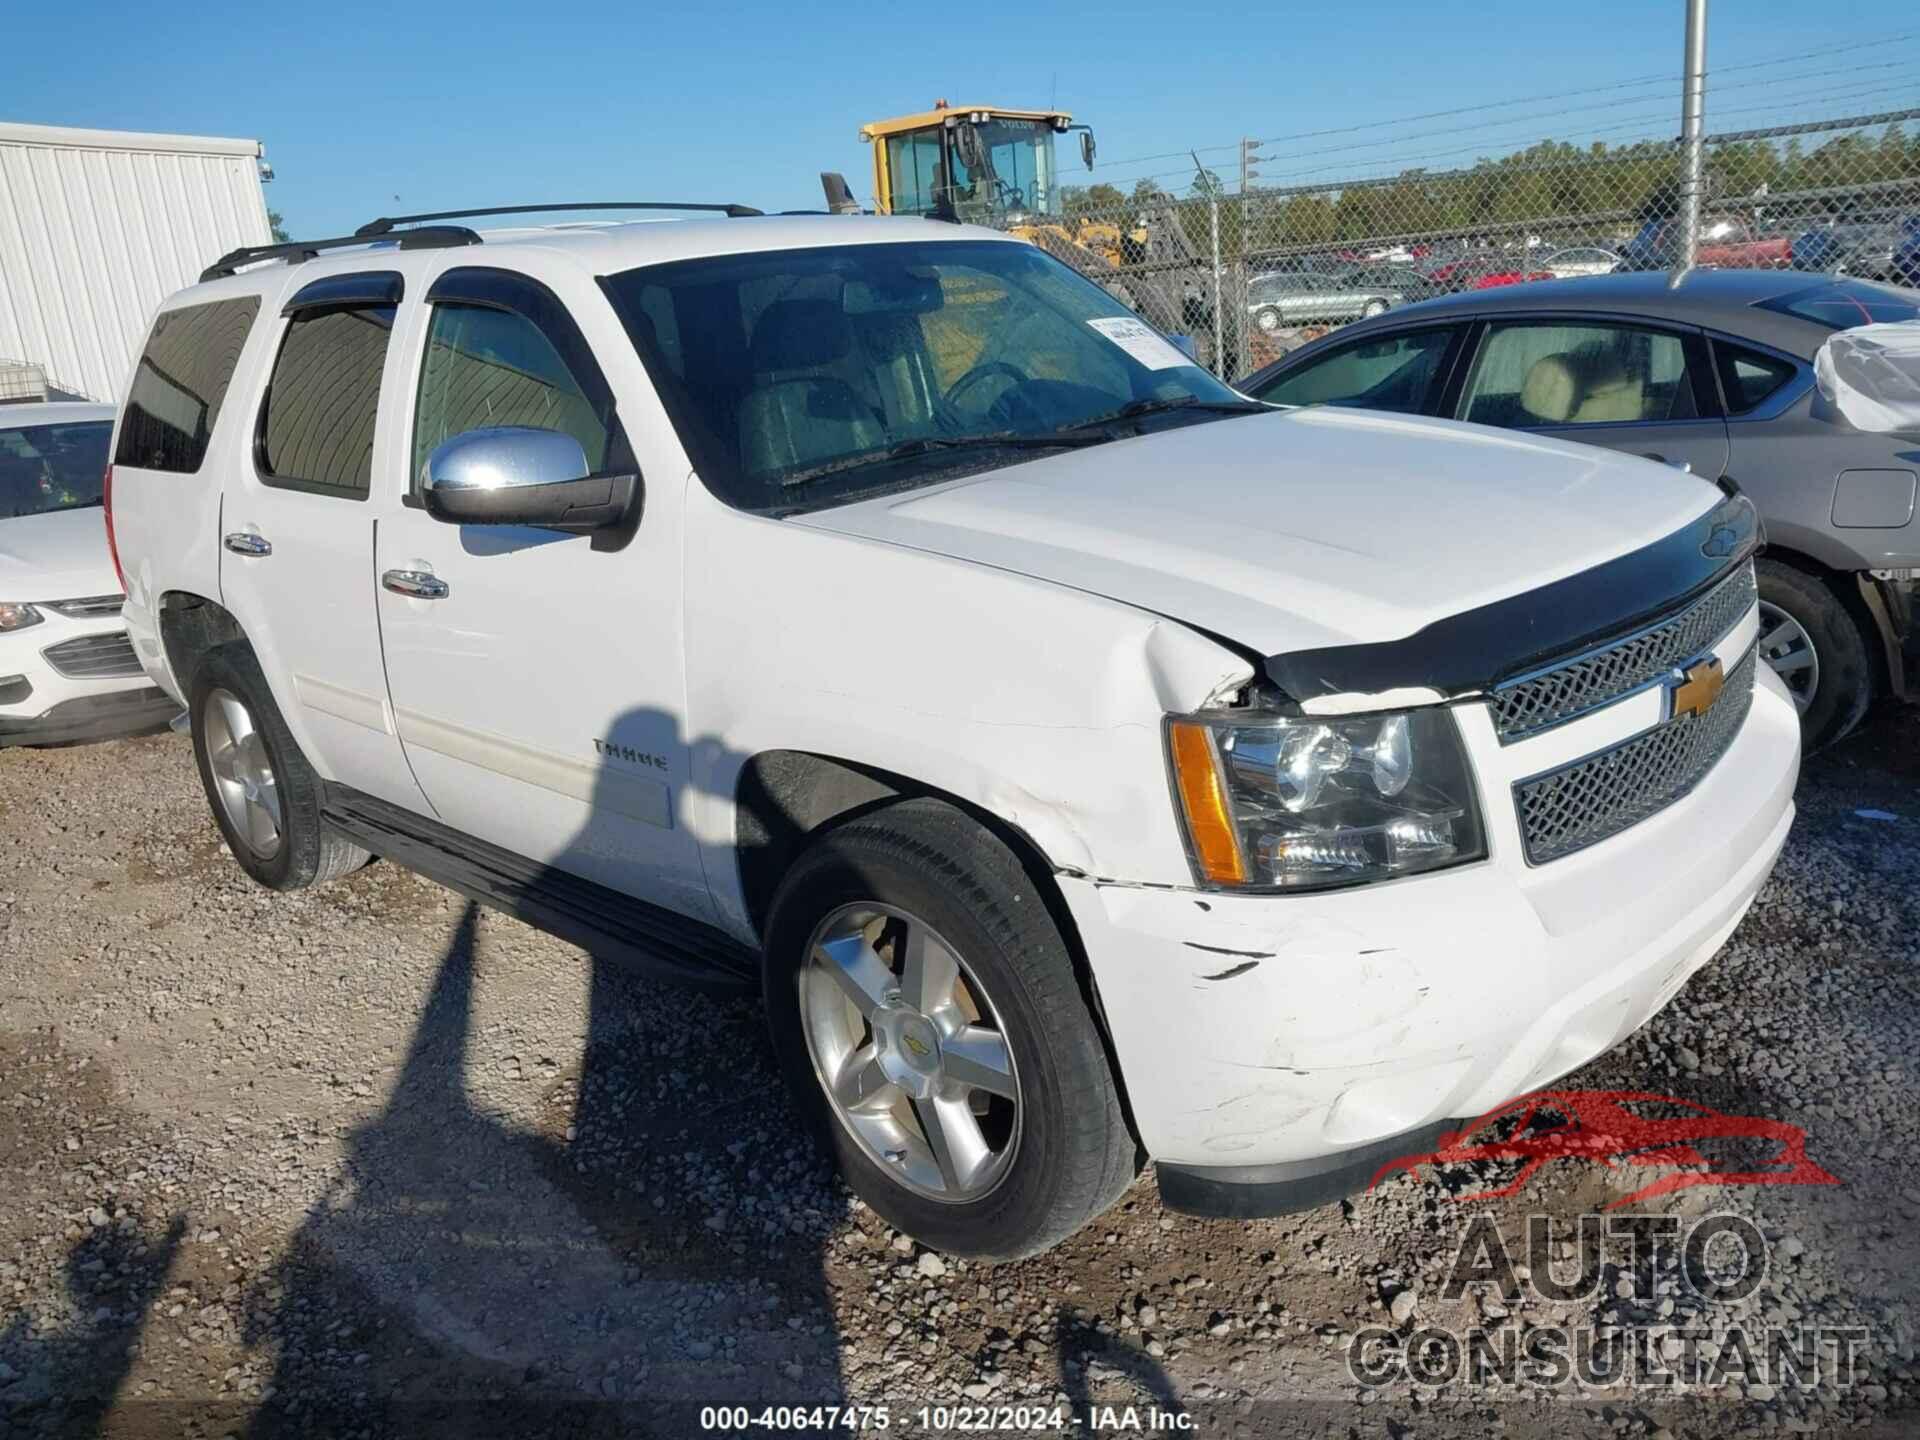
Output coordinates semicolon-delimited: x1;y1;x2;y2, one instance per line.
1672;0;1708;287
1239;138;1263;195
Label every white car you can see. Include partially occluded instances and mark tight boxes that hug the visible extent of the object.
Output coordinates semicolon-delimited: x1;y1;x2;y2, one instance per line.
107;209;1799;1258
0;402;180;745
1542;245;1624;279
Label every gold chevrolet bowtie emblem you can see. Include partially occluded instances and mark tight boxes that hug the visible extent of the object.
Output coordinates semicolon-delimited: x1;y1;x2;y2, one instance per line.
902;1032;932;1059
1670;657;1726;720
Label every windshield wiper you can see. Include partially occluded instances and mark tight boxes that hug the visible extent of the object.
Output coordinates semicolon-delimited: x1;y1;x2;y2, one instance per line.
1054;396;1268;436
778;431;1105;488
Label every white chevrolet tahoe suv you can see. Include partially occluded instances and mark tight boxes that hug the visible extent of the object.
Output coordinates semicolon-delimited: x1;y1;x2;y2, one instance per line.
107;208;1799;1258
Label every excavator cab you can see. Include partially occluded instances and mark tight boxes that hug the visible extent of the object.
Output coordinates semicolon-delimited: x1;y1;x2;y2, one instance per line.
861;103;1094;223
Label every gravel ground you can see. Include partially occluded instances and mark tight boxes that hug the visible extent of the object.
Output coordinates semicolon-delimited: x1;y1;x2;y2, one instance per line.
1;705;1915;1439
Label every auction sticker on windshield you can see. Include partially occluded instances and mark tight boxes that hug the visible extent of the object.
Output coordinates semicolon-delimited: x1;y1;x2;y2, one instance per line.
1086;316;1192;369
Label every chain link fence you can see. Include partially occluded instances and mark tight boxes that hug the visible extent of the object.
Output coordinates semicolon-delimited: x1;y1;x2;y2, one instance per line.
1001;108;1920;381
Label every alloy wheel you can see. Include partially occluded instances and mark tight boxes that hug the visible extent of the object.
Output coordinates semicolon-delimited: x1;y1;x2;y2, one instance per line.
202;687;283;858
1756;600;1820;715
800;904;1022;1203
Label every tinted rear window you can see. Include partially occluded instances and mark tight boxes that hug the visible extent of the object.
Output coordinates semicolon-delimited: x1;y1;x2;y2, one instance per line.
257;305;397;497
1756;280;1919;331
113;298;260;473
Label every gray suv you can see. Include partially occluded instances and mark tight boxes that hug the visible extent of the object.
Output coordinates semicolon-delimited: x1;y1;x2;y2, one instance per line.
1241;270;1920;747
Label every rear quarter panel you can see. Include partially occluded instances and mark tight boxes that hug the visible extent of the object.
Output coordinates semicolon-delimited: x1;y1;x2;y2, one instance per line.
1729;389;1920;571
111;282;280;701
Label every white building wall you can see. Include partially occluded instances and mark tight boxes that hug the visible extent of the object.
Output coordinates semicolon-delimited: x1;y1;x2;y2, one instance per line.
0;123;273;403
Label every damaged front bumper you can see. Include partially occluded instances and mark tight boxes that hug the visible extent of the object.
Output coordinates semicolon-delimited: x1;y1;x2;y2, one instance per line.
1057;665;1800;1215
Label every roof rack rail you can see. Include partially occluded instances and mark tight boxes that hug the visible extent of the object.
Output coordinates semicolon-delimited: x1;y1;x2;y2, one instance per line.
200;225;481;283
354;201;763;236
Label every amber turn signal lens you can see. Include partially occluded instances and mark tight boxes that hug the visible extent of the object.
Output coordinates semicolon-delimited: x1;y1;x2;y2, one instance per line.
1168;720;1248;886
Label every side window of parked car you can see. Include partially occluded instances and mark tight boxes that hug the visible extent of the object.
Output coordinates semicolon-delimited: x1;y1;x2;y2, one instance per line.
1459;322;1698;428
1713;342;1798;415
257;303;398;498
114;298;261;473
412;303;613;487
1250;328;1455;414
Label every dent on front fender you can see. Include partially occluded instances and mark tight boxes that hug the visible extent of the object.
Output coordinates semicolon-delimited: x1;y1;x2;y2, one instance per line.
682;497;1257;919
975;618;1254;874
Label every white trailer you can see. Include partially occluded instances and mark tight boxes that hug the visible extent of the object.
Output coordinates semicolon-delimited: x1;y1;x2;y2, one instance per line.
0;122;273;405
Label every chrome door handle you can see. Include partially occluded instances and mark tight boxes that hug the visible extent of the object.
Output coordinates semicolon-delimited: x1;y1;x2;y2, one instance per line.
223;532;272;556
382;568;449;600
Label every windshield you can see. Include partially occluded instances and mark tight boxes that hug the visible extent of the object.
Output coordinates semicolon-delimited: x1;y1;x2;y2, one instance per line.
885;120;1058;221
0;420;111;519
1757;279;1920;331
603;240;1252;513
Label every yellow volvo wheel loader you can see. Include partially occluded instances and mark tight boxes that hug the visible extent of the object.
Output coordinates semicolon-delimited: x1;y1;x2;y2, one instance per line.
821;102;1218;366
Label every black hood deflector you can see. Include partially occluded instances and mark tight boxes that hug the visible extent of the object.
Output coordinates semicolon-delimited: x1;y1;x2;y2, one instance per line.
1264;494;1761;704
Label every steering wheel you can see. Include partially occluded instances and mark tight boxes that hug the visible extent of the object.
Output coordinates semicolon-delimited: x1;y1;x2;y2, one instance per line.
943;361;1029;417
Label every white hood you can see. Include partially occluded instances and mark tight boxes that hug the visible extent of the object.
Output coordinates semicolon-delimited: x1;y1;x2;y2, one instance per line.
0;506;119;603
792;407;1721;656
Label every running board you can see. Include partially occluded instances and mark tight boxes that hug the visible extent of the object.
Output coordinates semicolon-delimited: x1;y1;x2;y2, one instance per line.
320;784;759;993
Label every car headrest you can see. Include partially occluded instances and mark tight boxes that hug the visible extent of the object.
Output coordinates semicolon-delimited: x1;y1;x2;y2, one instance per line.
1520;354;1581;422
750;299;853;373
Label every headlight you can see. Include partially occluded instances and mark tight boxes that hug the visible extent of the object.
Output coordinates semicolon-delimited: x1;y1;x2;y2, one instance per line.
1167;705;1485;890
0;602;44;633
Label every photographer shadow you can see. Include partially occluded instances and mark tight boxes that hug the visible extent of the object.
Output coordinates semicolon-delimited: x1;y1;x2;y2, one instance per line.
1053;1309;1185;1436
241;708;846;1435
0;1215;184;1438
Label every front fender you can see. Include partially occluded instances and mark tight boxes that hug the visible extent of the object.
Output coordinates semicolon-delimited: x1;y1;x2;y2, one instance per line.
681;483;1251;940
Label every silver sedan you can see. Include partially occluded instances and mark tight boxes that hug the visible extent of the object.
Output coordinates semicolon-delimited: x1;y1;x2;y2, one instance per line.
1246;272;1404;330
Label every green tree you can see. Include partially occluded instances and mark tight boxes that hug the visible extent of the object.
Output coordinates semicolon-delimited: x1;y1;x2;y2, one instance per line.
267;209;290;243
1060;182;1126;216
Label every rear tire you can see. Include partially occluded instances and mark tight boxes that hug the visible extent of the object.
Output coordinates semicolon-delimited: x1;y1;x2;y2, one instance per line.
1254;307;1281;333
764;798;1137;1260
1755;559;1874;750
189;642;369;891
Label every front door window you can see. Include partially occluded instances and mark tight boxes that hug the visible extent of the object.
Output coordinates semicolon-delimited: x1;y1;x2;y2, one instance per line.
1251;328;1456;414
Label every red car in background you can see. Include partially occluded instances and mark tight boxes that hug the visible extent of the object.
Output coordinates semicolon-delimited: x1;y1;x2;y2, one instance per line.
1425;254;1553;291
1465;262;1555;290
1621;215;1793;271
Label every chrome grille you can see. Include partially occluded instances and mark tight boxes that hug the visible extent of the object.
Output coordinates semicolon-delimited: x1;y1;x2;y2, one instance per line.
43;594;125;620
1514;647;1756;865
1491;564;1757;743
41;631;142;679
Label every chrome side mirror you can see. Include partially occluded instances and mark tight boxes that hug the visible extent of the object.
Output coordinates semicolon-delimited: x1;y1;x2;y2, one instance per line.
423;426;639;538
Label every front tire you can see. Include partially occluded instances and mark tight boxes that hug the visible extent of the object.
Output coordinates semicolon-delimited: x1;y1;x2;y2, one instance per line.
189;642;369;890
1254;306;1281;333
1755;559;1874;750
764;799;1137;1260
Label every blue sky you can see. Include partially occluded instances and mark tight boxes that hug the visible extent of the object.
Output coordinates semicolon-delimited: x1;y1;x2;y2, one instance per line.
8;1;1916;238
